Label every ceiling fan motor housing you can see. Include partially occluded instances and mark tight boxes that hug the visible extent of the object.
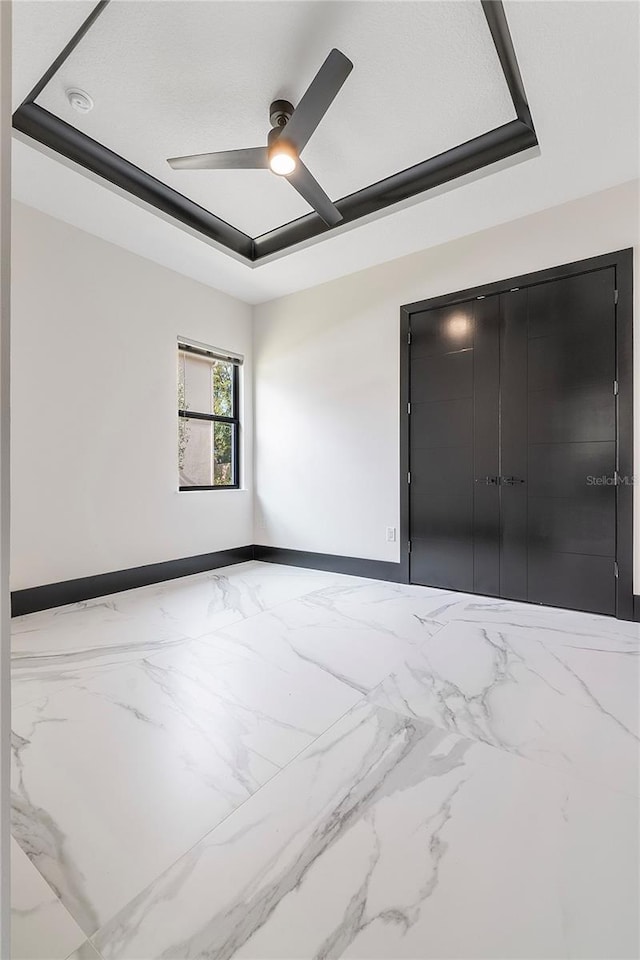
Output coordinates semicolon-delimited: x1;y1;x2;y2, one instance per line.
269;99;294;129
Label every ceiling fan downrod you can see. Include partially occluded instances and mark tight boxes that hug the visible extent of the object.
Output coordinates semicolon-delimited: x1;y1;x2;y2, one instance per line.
269;99;294;130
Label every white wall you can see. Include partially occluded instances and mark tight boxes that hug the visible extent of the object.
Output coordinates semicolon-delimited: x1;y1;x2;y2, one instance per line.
11;201;253;591
253;180;640;582
11;180;640;592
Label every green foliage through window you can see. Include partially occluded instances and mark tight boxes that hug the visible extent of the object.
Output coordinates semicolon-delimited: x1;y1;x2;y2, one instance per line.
212;361;233;417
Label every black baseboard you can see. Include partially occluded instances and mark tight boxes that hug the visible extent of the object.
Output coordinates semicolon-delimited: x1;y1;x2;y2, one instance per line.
11;544;405;617
253;545;404;583
633;596;640;622
11;546;255;617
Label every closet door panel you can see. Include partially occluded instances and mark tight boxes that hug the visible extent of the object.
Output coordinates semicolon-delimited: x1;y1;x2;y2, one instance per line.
528;496;616;557
527;270;613;338
411;398;472;449
527;554;615;616
499;289;528;601
411;537;473;592
527;391;615;444
411;444;472;502
411;351;473;404
527;441;615;497
410;306;474;358
524;269;617;614
472;297;501;597
528;332;613;392
409;302;478;592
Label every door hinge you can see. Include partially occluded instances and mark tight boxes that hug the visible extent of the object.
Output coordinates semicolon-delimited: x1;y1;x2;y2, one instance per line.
613;380;619;396
407;402;411;415
407;331;412;345
408;540;412;554
614;560;619;579
614;289;619;305
407;471;411;485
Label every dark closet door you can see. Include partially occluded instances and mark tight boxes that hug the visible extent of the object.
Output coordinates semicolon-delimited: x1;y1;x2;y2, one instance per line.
408;266;618;616
500;269;617;615
409;298;500;594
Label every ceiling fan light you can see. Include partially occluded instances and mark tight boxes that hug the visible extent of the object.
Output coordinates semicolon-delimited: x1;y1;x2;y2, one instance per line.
268;140;297;176
270;152;296;175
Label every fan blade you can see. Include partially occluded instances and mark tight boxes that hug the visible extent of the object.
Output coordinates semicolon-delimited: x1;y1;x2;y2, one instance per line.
287;161;342;226
281;48;353;153
167;147;268;170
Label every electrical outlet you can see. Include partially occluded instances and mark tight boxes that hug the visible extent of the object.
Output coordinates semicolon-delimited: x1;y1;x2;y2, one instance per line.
386;526;396;542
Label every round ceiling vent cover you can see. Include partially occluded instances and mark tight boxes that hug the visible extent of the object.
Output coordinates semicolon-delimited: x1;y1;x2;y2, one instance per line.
66;88;93;113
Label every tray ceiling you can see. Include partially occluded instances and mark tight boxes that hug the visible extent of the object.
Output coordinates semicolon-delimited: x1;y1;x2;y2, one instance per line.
11;1;639;301
32;1;515;238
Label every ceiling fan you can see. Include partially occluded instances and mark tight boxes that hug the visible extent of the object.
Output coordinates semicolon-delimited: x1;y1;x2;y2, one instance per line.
167;49;353;227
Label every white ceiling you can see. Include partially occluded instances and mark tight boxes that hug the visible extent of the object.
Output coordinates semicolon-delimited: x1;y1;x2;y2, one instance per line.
11;1;640;305
31;1;515;237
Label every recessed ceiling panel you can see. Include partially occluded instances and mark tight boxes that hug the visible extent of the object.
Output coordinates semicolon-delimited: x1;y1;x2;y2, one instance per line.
34;1;515;237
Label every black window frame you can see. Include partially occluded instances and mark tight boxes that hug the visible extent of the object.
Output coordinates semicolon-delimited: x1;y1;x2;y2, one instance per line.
178;345;240;492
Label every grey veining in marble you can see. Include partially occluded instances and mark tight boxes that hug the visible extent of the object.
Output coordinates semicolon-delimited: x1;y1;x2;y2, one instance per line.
93;561;366;639
92;700;639;959
11;562;365;706
11;652;282;934
208;582;448;697
369;617;640;795
10;836;87;960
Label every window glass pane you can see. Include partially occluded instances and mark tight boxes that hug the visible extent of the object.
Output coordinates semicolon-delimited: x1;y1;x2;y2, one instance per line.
179;418;213;487
181;352;213;415
213;421;235;485
179;418;236;487
212;360;234;418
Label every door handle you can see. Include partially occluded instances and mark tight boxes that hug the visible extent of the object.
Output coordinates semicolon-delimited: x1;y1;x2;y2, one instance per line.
502;476;525;485
475;476;499;485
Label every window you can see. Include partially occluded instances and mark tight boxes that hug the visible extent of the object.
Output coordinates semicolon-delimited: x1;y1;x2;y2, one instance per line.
177;339;241;490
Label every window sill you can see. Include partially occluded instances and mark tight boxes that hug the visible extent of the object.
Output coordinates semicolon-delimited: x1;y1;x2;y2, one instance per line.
179;485;241;492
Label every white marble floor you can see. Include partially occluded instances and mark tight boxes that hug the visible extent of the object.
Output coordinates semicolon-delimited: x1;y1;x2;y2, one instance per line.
9;561;640;959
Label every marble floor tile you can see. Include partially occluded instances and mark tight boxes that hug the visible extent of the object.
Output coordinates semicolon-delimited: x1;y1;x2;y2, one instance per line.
302;578;453;644
11;600;190;709
369;618;640;796
435;591;640;644
12;562;640;959
10;563;358;708
11;836;86;960
105;561;365;639
92;700;639;960
11;650;282;937
147;635;362;767
212;585;448;697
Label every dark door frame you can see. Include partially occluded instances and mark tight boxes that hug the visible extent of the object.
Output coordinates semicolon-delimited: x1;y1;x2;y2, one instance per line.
399;248;634;620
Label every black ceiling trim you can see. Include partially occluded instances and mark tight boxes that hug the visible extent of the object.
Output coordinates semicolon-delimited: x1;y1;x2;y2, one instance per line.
12;0;537;264
255;119;536;258
481;0;535;131
13;102;255;259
